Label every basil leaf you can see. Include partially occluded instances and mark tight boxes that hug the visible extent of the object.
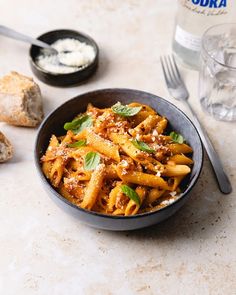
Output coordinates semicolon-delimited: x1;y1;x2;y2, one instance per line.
64;115;92;134
121;185;140;205
170;131;184;144
111;102;142;117
84;152;100;171
132;139;155;153
67;139;86;148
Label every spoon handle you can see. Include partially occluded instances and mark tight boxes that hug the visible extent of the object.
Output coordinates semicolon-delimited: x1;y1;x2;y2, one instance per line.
0;25;52;50
185;100;232;194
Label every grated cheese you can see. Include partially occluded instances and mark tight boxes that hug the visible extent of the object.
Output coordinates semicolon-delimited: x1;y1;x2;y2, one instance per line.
152;129;158;136
169;191;177;197
156;171;162;177
161;199;175;206
36;38;96;74
135;134;141;140
120;160;129;167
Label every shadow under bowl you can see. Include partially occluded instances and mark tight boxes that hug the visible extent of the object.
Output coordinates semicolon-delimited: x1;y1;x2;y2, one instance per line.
35;88;203;230
29;29;99;86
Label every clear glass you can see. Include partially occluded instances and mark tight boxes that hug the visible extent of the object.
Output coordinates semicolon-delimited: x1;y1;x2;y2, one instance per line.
173;0;235;70
199;23;236;121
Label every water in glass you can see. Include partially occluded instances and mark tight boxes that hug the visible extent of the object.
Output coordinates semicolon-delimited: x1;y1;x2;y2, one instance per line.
199;24;236;121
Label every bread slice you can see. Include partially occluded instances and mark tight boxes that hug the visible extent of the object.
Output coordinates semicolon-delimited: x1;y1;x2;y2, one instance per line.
0;131;13;162
0;71;44;127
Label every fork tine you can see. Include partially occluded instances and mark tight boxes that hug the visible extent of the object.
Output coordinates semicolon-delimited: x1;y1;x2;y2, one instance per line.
160;56;170;87
171;54;189;95
163;56;176;87
167;55;179;84
171;54;181;80
161;54;189;101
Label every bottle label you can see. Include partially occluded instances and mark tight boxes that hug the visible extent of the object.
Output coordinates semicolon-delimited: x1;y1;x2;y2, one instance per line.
180;0;228;16
175;25;201;51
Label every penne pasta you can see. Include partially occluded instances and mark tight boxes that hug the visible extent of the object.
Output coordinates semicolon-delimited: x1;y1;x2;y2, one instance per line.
105;164;119;179
110;133;148;162
80;164;106;210
116;165;169;190
58;183;77;204
168;154;193;165
125;186;147;216
49;157;65;187
41;102;194;216
129;115;160;136
129;102;156;125
144;188;165;206
169;175;185;191
107;183;122;212
74;129;87;140
167;143;193;154
155;117;168;134
87;129;120;162
113;208;126;215
162;164;191;177
110;133;163;171
42;160;53;179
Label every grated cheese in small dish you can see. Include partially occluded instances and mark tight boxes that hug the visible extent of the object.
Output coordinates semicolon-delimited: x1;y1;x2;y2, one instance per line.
36;38;96;74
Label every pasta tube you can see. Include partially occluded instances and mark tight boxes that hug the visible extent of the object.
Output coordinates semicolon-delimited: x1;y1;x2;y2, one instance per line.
80;164;106;210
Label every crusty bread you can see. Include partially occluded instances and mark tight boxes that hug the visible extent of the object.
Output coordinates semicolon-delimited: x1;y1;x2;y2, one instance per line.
0;131;13;162
0;71;44;127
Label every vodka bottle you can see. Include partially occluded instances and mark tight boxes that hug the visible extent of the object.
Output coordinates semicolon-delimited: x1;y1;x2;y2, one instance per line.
172;0;235;69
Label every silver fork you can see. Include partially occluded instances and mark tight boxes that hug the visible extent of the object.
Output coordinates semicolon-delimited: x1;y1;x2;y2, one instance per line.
160;55;232;194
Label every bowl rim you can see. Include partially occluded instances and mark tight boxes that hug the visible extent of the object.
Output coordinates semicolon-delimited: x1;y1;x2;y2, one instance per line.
29;28;99;77
35;88;203;220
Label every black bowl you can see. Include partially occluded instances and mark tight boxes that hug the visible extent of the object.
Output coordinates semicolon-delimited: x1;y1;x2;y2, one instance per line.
29;29;99;86
35;88;203;230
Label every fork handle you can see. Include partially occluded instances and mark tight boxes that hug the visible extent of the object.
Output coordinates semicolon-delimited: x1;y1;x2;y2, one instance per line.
184;101;232;194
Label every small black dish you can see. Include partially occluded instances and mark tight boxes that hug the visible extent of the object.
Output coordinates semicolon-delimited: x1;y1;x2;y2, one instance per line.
29;29;99;86
35;88;203;231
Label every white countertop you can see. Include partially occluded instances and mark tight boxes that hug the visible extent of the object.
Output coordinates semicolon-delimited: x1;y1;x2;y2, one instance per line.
0;1;235;294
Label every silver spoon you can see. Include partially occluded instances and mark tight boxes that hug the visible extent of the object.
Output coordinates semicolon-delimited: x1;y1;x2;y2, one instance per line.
0;25;79;67
0;25;58;55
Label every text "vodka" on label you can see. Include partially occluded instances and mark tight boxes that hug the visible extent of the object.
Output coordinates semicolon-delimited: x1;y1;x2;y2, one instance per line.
191;0;227;8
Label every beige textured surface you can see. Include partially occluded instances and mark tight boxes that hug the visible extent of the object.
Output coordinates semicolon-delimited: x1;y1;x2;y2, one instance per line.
0;1;235;294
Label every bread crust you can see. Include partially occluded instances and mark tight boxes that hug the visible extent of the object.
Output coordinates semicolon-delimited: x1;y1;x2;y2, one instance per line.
0;72;44;127
0;131;13;162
